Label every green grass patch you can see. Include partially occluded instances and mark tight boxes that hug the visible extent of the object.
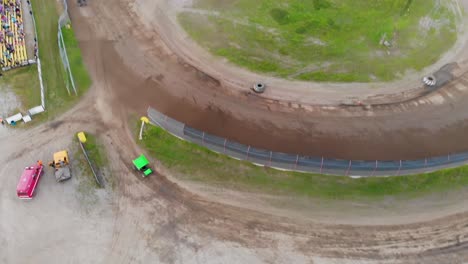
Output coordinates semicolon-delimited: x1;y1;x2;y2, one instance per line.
74;132;107;189
1;66;41;111
82;132;108;168
61;25;91;96
34;0;74;116
179;0;461;82
72;135;100;209
141;124;468;201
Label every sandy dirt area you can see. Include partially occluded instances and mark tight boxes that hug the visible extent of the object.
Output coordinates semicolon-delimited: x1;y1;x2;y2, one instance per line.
0;87;21;137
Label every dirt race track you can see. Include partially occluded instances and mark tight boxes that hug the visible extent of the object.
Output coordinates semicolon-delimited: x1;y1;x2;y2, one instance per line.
3;0;468;263
67;0;468;161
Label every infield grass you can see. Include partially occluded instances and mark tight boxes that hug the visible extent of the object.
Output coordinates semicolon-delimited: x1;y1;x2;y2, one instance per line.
141;124;468;201
179;0;461;82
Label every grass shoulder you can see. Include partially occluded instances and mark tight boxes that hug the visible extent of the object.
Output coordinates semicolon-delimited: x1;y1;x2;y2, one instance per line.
73;132;109;189
61;24;91;96
141;123;468;201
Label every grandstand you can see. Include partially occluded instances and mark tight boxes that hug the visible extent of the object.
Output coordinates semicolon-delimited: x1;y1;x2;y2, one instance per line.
0;0;30;70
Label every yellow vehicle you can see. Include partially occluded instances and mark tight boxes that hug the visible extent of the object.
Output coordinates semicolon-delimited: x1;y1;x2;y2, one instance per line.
49;150;72;182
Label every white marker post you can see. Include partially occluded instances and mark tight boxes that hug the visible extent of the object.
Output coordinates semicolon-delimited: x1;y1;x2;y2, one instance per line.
139;116;150;140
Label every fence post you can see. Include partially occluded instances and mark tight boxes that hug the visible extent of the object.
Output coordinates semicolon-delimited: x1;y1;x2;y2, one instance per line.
223;138;227;154
202;132;205;145
372;160;378;176
346;160;352;176
397;160;402;176
294;155;299;169
138;120;145;140
320;157;324;174
269;151;272;167
246;146;250;160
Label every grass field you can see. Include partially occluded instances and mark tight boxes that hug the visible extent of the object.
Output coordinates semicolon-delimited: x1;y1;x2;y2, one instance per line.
1;66;41;111
73;133;104;207
179;0;461;82
37;0;91;117
141;124;468;201
74;132;107;189
33;0;74;115
61;25;92;96
83;133;107;168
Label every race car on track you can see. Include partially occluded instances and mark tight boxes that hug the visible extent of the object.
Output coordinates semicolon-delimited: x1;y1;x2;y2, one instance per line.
132;154;153;177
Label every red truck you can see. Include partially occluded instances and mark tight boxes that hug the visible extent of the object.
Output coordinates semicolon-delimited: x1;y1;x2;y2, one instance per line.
16;164;44;199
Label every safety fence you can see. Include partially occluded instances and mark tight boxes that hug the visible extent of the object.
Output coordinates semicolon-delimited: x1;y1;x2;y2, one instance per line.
147;107;468;177
78;140;104;187
26;0;45;109
57;0;76;96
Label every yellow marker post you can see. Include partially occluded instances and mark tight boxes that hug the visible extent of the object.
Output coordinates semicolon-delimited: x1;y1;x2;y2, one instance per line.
77;131;87;143
139;117;149;140
140;116;149;124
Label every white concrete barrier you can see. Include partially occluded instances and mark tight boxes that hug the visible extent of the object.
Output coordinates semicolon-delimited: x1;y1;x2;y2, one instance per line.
28;105;45;116
6;113;23;124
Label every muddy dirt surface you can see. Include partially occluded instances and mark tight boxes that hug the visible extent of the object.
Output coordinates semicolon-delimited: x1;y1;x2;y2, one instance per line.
3;75;468;264
4;0;468;263
67;0;468;160
2;58;468;264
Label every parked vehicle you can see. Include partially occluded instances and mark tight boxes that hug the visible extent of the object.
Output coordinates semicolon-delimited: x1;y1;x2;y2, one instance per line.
49;150;72;182
17;164;44;199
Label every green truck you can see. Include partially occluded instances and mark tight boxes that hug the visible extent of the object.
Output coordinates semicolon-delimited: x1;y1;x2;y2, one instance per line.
132;154;153;177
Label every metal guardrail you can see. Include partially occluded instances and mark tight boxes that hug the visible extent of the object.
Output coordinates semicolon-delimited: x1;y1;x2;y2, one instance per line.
78;141;104;187
147;107;468;177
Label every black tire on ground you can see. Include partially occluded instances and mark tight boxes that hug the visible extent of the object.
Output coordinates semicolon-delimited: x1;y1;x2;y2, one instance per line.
252;83;266;93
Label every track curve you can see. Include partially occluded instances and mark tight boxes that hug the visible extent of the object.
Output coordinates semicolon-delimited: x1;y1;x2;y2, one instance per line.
68;0;468;161
0;0;456;262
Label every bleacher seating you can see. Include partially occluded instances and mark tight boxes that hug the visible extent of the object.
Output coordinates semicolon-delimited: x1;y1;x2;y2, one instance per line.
0;0;28;69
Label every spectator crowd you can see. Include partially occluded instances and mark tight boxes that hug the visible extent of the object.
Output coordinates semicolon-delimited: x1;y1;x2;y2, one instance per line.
0;0;28;69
